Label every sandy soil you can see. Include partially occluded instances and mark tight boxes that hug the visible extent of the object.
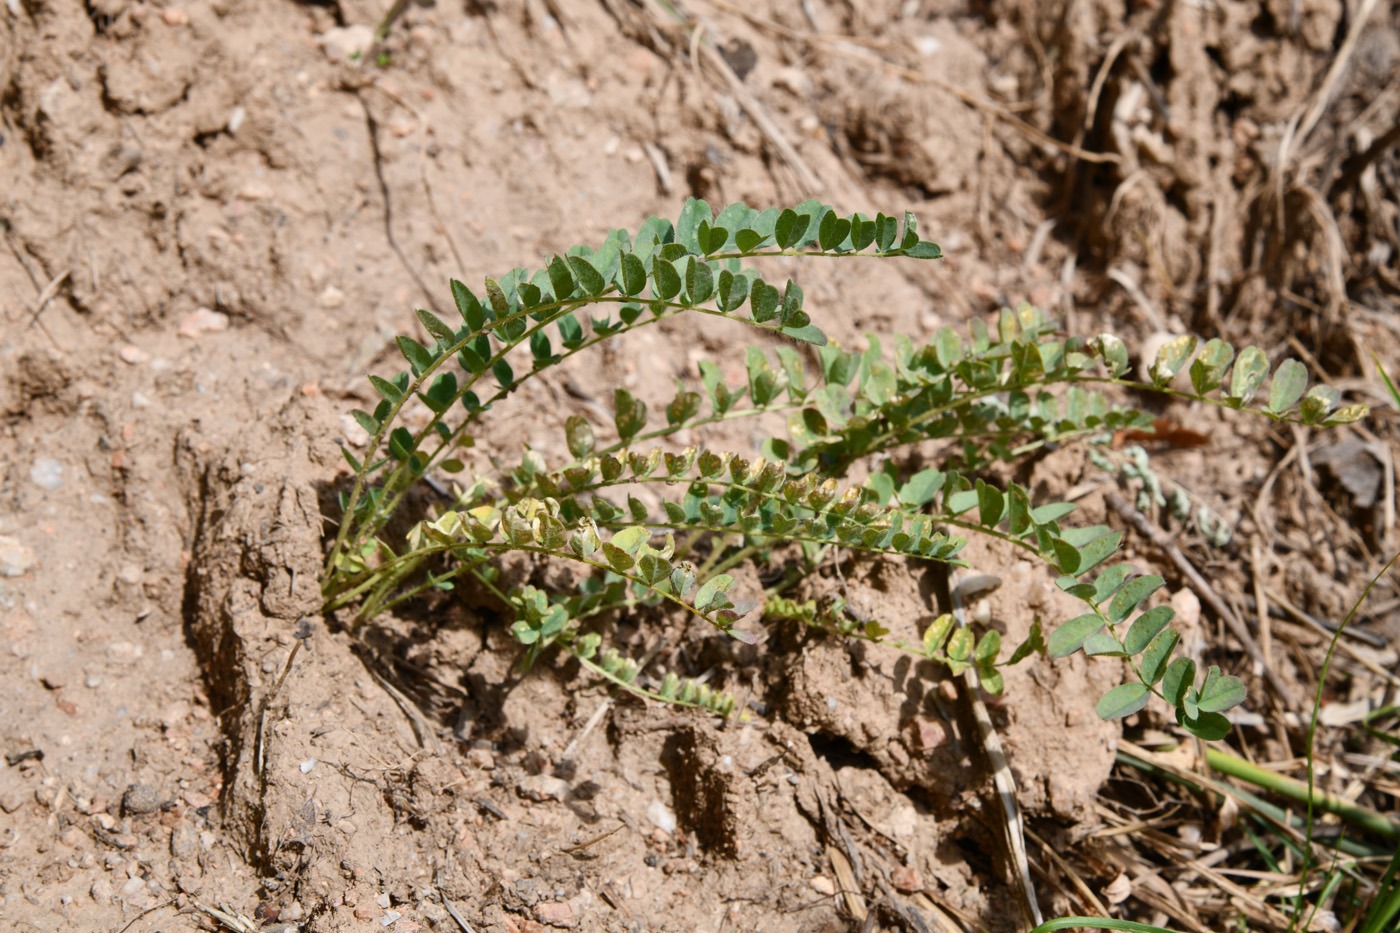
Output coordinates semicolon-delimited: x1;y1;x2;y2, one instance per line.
2;1;1398;931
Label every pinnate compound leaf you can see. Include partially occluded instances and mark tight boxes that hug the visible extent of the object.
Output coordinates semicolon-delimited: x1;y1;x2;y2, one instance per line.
1096;682;1150;720
1139;628;1180;685
1124;605;1175;655
1197;665;1246;712
1267;358;1308;414
1047;614;1105;658
1229;346;1269;405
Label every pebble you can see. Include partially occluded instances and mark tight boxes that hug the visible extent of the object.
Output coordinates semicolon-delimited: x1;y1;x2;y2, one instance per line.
170;822;198;859
533;901;576;928
182;789;212;809
354;903;376;920
131;391;151;408
809;876;835;896
891;864;921;893
645;799;676;834
161;6;188;25
29;458;64;490
90;878;114;906
317;285;346;309
177;307;230;339
0;791;24;813
0;535;35;577
320;24;374;61
517;775;569;803
122;782;161;816
119;345;149;365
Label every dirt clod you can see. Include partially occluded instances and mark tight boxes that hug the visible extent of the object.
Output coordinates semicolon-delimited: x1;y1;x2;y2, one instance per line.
121;783;161;816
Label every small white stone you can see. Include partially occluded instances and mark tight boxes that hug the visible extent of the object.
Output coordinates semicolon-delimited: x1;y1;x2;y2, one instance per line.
317;285;346;309
131;391;151;408
29;458;64;490
299;758;317;773
518;774;569;802
227;106;246;134
320;24;375;62
0;536;35;577
645;799;676;834
119;345;149;365
177;307;231;339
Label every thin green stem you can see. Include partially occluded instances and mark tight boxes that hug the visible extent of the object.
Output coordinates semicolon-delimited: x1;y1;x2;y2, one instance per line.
1293;551;1400;931
1206;748;1400;842
1026;917;1180;933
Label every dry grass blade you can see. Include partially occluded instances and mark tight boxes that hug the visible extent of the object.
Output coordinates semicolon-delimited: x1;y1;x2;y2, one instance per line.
828;843;869;922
